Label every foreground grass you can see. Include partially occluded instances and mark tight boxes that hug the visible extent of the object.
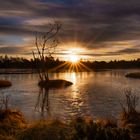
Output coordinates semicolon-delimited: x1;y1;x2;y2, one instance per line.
0;109;131;140
0;109;25;140
121;111;140;134
120;89;140;139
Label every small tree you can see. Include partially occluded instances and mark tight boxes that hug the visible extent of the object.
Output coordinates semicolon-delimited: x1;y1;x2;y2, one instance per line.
32;22;61;82
121;89;139;115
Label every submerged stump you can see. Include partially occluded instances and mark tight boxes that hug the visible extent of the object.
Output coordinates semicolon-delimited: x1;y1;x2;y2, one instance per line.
38;79;73;89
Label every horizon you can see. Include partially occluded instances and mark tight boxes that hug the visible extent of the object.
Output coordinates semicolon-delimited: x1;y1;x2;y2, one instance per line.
0;54;140;63
0;0;140;61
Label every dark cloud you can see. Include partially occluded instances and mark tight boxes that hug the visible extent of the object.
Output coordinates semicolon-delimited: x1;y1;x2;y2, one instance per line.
92;47;140;57
107;47;140;56
0;0;35;11
0;46;26;54
0;25;33;35
0;0;140;59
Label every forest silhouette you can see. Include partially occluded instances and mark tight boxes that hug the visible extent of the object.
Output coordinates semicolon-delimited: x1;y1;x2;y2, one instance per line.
0;55;139;72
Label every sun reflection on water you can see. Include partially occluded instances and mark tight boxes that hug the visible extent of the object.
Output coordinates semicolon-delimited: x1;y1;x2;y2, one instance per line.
71;72;77;84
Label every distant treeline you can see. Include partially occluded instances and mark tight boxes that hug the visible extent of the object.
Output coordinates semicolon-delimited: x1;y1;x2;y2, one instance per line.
0;55;140;71
84;59;140;69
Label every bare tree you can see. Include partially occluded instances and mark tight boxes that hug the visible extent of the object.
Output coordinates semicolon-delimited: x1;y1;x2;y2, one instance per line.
120;89;139;117
32;22;61;82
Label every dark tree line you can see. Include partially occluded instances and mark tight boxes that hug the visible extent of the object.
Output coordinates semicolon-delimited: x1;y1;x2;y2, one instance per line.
0;55;63;70
83;59;140;70
0;55;140;71
0;55;32;69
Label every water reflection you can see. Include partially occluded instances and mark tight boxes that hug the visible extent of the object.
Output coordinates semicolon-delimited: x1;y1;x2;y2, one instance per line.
0;70;139;120
71;73;77;84
34;72;79;118
35;87;50;118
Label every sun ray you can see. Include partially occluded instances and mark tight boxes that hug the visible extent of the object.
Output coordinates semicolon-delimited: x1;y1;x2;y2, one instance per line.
49;61;69;72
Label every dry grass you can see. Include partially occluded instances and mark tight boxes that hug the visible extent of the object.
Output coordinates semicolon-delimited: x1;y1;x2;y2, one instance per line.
120;89;140;136
0;111;131;140
96;118;117;128
0;109;25;125
69;117;130;140
18;120;70;140
0;109;26;137
0;135;16;140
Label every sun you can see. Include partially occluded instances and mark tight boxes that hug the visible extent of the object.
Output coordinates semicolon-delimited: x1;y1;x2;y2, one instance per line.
70;55;79;63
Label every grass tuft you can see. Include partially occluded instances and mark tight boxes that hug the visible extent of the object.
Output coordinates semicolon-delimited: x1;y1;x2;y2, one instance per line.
120;89;140;136
0;109;26;137
18;120;70;140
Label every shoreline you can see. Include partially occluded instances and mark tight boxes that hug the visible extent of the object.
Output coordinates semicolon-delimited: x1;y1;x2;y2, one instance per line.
0;68;139;74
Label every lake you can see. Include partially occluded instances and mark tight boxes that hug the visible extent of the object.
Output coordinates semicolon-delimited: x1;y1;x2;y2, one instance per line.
0;69;140;121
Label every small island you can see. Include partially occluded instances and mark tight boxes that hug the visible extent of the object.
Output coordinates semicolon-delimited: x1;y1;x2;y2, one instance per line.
38;79;73;88
0;80;12;88
125;72;140;79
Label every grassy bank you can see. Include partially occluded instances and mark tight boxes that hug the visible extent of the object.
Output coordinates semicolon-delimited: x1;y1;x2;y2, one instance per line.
0;109;132;140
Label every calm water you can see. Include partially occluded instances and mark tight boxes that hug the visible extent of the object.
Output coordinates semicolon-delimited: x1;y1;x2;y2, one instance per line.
0;69;140;121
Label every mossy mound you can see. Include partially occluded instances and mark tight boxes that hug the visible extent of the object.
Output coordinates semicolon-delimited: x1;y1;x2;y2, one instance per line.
38;79;73;89
0;80;12;88
125;72;140;79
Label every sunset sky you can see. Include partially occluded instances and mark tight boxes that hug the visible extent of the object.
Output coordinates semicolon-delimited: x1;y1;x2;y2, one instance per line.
0;0;140;61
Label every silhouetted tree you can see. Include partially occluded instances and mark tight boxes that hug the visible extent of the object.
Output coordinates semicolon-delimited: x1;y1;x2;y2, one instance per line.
32;22;61;82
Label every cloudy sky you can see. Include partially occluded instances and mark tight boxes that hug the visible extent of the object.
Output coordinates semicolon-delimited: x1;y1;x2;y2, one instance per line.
0;0;140;61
